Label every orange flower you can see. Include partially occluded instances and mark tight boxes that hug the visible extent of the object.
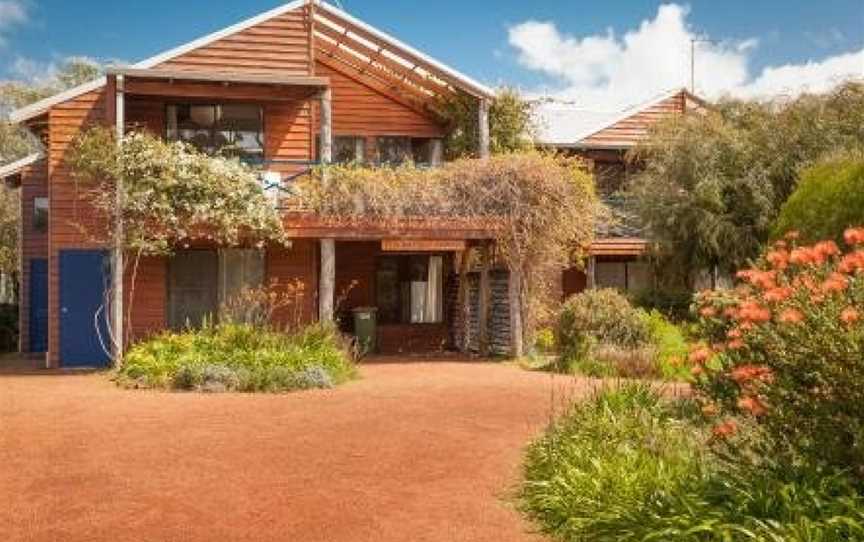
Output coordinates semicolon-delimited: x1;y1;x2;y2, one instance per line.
821;272;849;293
763;286;793;303
689;346;712;364
691;364;705;377
790;246;824;266
712;420;738;439
785;230;801;241
699;306;717;318
814;240;840;258
844;227;864;246
765;249;790;270
737;269;777;289
737;396;768;417
730;365;774;385
728;339;745;350
778;308;805;324
736;301;771;323
838;251;864;274
841;307;860;325
727;327;743;339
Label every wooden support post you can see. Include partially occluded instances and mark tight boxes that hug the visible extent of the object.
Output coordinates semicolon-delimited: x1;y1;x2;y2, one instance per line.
112;75;125;365
478;98;490;159
457;248;473;353
319;88;333;169
429;139;444;166
319;239;335;322
508;266;524;359
478;242;491;356
318;85;335;323
586;255;596;290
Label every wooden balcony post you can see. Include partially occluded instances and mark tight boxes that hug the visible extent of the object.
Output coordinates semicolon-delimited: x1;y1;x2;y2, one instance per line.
112;74;125;364
508;265;524;358
318;86;335;322
586;255;596;289
478;242;491;356
478;98;490;159
320;88;333;170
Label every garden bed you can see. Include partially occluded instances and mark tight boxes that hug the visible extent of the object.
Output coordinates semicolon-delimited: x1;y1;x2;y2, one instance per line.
116;323;355;393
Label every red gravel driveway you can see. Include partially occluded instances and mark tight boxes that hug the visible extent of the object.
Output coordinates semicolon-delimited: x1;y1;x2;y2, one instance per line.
1;361;595;542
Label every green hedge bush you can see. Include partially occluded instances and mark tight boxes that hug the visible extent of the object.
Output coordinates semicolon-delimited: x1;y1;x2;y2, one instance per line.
117;322;355;393
773;152;864;243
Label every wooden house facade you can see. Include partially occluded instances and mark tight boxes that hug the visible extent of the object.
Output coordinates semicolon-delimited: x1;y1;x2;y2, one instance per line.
3;1;500;368
535;89;705;298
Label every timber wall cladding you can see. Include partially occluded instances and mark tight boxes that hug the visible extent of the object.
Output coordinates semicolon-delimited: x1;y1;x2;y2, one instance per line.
267;240;319;327
154;10;313;76
313;62;444;140
19;161;48;352
47;89;110;366
581;92;686;148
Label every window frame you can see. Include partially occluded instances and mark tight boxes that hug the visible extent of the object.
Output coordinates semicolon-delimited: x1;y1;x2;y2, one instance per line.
165;102;266;162
32;197;48;234
374;253;446;325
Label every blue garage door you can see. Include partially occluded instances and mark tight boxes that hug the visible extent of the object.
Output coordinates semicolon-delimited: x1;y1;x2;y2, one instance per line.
59;250;111;368
28;258;48;353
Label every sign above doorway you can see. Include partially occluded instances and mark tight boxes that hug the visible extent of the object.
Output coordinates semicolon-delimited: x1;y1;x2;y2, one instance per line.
381;239;467;252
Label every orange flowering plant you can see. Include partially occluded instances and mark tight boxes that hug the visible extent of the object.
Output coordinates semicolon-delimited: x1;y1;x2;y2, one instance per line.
691;228;864;473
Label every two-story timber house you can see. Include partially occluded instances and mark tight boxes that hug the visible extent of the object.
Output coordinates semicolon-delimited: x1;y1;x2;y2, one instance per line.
0;1;503;368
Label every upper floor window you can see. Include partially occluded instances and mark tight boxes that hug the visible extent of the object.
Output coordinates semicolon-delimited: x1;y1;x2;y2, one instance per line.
166;104;264;161
375;136;442;166
33;197;48;234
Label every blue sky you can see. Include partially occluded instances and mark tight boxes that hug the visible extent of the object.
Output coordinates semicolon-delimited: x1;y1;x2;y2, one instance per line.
1;0;862;109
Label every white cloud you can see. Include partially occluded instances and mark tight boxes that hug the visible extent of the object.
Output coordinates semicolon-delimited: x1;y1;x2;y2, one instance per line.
8;54;104;86
0;0;27;46
508;3;864;110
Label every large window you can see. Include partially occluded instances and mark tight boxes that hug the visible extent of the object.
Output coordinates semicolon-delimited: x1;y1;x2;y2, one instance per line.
376;254;444;324
166;104;264;161
375;136;442;166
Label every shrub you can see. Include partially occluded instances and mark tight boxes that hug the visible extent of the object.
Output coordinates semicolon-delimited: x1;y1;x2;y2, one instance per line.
518;384;705;541
519;385;864;541
692;228;864;475
774;151;864;244
631;288;694;322
0;303;17;353
558;289;651;363
640;309;690;380
118;322;355;393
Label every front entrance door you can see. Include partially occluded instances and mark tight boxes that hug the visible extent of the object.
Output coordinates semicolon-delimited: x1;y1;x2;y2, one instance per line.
168;250;219;330
59;250;111;367
28;258;48;353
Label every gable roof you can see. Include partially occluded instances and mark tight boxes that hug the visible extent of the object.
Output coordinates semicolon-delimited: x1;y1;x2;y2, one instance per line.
0;152;44;186
10;0;494;124
534;88;704;149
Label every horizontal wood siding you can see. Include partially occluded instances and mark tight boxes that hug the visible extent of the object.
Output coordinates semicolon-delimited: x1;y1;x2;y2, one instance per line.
18;160;48;353
314;61;444;140
267;240;318;327
47;89;110;366
581;92;686;148
155;10;312;76
125;255;167;343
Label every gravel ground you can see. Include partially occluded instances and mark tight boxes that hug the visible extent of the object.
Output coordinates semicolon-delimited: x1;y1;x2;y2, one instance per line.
1;360;599;542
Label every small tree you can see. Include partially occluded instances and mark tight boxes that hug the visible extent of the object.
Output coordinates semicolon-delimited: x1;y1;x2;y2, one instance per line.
629;81;864;286
69;128;287;356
